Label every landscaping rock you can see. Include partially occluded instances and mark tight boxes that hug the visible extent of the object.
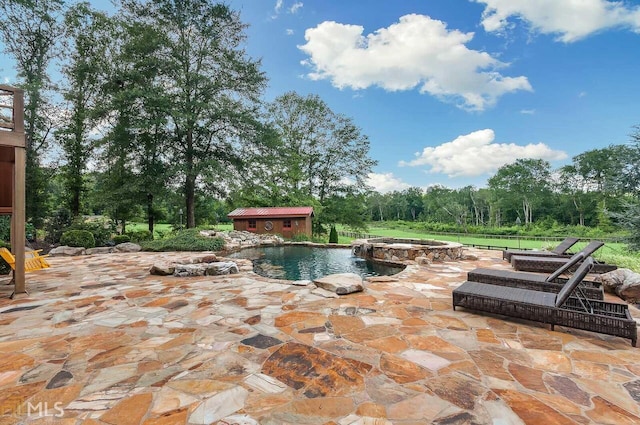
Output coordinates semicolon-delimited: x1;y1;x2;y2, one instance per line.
415;255;430;266
313;273;364;295
199;254;218;263
174;264;208;277
311;287;340;298
597;268;640;303
114;242;142;253
86;247;115;255
150;263;175;276
172;261;239;277
205;261;239;276
49;246;86;256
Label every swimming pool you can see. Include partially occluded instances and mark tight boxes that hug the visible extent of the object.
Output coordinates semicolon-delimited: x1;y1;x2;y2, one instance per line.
227;245;405;281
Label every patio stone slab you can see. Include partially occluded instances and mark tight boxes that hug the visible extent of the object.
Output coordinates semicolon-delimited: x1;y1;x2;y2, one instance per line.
0;249;637;424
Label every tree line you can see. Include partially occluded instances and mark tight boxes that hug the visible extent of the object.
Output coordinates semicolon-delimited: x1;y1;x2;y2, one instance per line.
366;139;640;244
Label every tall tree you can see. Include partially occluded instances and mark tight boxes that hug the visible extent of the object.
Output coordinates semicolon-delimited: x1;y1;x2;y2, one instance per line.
488;158;552;225
267;91;377;231
57;2;112;216
0;0;66;229
124;0;267;228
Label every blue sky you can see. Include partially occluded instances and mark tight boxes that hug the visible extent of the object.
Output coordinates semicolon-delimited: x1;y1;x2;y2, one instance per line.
2;0;640;193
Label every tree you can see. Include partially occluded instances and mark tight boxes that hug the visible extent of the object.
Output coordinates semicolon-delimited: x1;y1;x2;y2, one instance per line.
328;225;338;243
0;0;66;229
57;2;112;217
403;187;424;221
488;159;552;225
556;164;598;226
124;0;267;228
267;92;376;232
610;201;640;251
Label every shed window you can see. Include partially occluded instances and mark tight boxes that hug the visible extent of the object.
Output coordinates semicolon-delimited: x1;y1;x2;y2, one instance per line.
248;219;257;230
283;219;292;229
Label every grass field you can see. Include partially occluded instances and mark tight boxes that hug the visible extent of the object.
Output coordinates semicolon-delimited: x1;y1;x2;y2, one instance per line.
337;224;640;271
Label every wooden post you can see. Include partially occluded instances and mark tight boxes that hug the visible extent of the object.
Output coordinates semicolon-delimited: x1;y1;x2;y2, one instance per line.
12;146;26;296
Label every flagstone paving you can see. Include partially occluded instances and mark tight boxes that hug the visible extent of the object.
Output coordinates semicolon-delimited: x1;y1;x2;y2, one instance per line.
0;249;639;424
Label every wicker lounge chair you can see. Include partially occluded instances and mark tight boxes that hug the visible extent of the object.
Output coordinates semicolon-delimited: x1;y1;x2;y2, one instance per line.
453;258;637;346
502;237;580;261
510;240;616;274
468;252;603;300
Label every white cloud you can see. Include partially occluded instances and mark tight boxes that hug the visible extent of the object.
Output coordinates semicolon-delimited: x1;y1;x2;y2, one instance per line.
399;129;567;177
366;172;411;193
274;0;283;13
520;109;535;114
475;0;640;42
286;29;294;35
289;2;303;14
298;14;532;111
579;91;587;98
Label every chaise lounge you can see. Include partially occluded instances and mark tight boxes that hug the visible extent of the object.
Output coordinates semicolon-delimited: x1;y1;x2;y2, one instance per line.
502;236;580;262
453;258;637;346
468;251;603;300
510;240;617;274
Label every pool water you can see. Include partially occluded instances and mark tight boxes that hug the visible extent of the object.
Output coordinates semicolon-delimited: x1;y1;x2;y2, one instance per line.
227;246;405;281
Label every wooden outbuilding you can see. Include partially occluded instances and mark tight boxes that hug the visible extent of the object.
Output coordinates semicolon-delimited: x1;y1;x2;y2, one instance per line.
0;85;27;297
228;207;314;238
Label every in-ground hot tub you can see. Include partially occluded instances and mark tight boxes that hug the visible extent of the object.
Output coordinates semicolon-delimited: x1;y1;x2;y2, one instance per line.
351;237;464;263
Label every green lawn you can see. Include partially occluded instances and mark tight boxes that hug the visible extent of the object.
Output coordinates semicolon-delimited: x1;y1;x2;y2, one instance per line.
336;224;640;272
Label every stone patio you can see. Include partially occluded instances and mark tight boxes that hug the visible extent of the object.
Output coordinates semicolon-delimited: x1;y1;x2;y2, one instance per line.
0;249;639;424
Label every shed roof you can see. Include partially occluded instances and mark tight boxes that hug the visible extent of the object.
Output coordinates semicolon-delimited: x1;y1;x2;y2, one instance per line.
227;207;314;219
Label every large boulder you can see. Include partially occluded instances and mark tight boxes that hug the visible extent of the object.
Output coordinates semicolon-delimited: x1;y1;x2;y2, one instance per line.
150;263;176;276
85;247;115;255
173;261;239;277
205;261;239;276
49;246;86;256
597;268;640;303
115;242;142;253
313;273;364;295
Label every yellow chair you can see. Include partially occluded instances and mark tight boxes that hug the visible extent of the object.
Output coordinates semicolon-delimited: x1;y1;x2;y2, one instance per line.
0;247;50;273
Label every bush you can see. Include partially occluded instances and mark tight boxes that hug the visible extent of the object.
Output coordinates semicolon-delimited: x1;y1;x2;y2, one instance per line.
290;233;311;242
0;240;10;275
63;217;114;247
60;230;96;249
126;230;152;243
45;208;73;244
113;234;131;244
140;228;224;252
329;226;338;244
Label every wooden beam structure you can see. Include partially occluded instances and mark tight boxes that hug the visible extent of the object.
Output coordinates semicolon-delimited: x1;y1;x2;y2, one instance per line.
0;84;27;297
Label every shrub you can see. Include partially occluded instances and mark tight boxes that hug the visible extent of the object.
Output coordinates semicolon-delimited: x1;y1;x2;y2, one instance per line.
0;216;9;243
291;233;311;242
113;234;131;244
0;241;10;275
126;230;152;243
44;208;73;244
140;228;224;252
60;230;96;249
329;226;338;244
64;218;114;247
